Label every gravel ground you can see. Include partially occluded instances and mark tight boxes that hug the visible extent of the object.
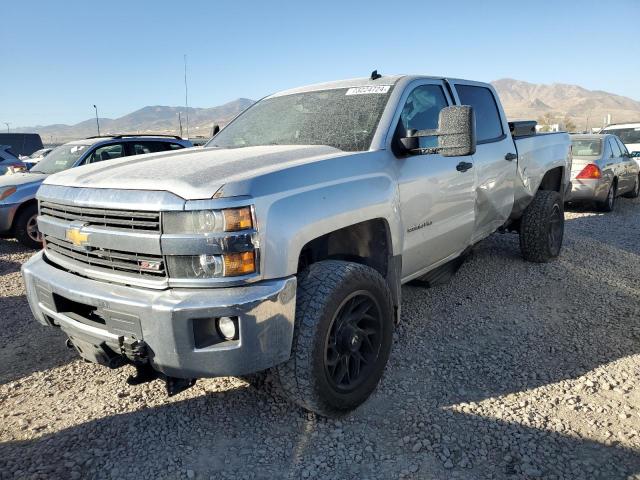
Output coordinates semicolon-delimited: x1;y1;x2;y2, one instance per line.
1;197;639;480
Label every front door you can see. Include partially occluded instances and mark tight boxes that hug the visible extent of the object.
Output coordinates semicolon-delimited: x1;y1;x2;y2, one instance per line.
395;81;476;279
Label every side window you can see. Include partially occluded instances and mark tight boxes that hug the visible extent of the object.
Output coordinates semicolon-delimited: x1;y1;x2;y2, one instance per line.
86;144;125;163
609;138;622;158
455;84;504;143
131;141;171;155
616;138;628;155
400;84;449;149
168;143;185;150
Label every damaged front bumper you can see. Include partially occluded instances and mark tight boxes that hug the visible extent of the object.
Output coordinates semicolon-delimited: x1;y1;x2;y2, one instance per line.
22;251;296;379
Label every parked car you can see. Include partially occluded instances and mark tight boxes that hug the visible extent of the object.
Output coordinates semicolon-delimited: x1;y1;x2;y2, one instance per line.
600;122;640;166
567;134;640;211
22;74;571;416
0;145;27;174
0;134;192;248
23;148;53;170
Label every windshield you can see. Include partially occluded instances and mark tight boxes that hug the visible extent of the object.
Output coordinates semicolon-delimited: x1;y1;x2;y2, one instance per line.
602;127;640;146
207;86;394;152
572;139;602;157
31;144;90;174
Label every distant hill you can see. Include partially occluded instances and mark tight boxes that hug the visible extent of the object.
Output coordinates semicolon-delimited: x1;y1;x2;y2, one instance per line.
15;80;640;141
16;98;254;143
491;79;640;130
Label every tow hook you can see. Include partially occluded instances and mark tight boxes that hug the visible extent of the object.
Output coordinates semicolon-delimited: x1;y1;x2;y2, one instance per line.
165;377;197;397
125;362;196;396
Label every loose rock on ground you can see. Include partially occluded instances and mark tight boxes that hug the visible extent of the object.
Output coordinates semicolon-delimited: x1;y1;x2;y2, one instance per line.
1;197;639;479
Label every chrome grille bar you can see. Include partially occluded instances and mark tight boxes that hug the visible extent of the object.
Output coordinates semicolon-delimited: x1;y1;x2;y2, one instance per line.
40;201;160;232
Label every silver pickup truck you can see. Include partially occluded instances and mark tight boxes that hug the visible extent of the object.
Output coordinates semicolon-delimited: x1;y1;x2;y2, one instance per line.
22;74;571;416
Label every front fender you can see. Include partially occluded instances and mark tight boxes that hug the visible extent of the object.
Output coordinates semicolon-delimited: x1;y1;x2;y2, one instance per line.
259;174;401;279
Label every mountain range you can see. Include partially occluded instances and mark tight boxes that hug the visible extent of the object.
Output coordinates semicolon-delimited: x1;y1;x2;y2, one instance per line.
15;80;640;143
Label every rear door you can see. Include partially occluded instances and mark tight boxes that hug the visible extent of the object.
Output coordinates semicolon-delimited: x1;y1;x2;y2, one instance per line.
607;137;628;192
450;82;517;243
615;137;635;192
393;80;476;279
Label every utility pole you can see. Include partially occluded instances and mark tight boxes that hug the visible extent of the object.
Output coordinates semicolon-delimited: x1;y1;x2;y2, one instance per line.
184;54;189;139
178;112;183;138
4;122;9;133
93;105;101;136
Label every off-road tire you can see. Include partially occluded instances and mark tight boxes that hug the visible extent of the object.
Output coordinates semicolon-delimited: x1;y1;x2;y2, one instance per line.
519;190;564;263
14;204;41;249
599;182;617;212
623;175;640;199
272;260;394;417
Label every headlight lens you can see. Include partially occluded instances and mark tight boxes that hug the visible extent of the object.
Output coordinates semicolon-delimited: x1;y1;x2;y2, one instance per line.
163;207;253;233
166;251;256;279
0;186;17;201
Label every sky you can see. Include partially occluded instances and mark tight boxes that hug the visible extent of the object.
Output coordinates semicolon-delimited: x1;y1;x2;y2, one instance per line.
1;0;639;127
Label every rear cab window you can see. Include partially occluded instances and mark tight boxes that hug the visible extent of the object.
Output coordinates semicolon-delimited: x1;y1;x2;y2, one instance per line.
454;84;504;143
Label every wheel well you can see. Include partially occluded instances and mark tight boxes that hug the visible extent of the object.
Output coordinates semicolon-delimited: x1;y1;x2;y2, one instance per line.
297;219;391;277
11;200;37;232
538;166;564;192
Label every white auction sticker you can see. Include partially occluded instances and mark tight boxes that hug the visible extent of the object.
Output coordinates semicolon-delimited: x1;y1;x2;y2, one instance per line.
345;85;391;95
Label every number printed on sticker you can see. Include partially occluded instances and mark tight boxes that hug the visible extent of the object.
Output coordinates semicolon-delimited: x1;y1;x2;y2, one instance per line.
345;85;391;95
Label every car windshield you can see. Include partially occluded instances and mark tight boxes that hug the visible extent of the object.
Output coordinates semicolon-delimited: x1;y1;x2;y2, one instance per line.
207;86;394;152
603;127;640;145
572;139;602;157
30;144;90;174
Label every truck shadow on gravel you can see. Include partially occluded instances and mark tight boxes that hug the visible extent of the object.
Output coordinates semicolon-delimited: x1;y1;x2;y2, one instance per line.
0;240;74;385
1;204;639;478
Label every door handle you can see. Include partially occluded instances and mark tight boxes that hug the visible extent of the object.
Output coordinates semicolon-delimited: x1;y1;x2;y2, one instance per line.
456;161;473;172
505;152;517;161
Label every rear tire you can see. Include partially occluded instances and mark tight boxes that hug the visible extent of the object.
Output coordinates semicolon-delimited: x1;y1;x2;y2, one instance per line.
14;204;42;249
599;182;616;212
623;175;639;199
519;190;564;263
272;260;394;417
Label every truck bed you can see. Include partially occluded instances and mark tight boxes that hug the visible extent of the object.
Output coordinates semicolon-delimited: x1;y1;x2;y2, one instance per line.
511;131;572;218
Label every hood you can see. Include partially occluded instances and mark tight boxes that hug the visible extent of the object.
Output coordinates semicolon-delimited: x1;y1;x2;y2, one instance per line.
0;171;48;187
44;145;350;200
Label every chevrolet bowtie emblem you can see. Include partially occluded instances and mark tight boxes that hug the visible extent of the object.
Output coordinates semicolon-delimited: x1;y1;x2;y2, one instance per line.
66;226;89;247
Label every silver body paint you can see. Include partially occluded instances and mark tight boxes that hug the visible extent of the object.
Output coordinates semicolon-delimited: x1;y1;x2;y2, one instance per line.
22;75;572;378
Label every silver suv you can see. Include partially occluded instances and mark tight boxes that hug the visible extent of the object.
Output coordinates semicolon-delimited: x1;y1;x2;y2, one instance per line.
0;135;192;247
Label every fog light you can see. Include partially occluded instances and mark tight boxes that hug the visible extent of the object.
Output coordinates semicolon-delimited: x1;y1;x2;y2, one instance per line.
217;316;237;340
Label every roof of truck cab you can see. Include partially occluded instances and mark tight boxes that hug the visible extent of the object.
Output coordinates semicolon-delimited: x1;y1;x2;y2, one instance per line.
267;74;483;98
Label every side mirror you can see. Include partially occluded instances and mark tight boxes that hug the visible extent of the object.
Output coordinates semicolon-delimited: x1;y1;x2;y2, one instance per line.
212;124;220;136
400;105;476;157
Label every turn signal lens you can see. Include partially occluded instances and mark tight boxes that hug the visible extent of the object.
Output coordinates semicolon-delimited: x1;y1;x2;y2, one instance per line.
223;207;253;231
0;186;17;200
576;163;601;179
223;251;256;276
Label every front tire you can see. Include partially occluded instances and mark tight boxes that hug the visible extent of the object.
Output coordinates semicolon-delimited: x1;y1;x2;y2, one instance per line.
623;175;639;199
519;190;564;263
272;260;394;416
14;204;42;249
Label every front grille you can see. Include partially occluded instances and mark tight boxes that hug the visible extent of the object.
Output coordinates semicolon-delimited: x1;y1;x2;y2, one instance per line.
40;201;160;232
44;235;166;278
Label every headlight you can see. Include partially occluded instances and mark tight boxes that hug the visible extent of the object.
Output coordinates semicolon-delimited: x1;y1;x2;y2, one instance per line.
163;207;253;233
0;186;17;201
166;251;256;278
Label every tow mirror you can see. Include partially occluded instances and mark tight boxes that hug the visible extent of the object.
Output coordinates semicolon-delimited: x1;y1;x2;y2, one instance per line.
400;105;476;157
212;124;220;136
